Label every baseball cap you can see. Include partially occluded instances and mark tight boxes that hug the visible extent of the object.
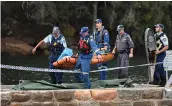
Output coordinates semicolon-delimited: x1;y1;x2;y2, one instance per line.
79;27;89;34
52;26;60;34
95;19;102;23
154;24;164;29
116;25;124;31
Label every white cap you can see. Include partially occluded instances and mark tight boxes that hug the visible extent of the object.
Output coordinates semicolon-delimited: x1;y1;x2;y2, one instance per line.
52;26;60;34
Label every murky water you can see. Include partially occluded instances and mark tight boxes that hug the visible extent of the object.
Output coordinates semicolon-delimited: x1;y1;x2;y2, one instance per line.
1;53;155;85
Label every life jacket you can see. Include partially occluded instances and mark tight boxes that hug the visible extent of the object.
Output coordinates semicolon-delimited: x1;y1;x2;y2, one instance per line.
93;26;108;44
48;34;65;56
156;33;165;50
78;37;91;54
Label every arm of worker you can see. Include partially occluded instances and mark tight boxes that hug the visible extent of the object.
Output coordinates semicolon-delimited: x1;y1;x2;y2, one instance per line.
32;34;51;54
127;34;134;58
156;34;169;54
129;48;134;58
89;36;102;60
32;40;44;54
112;46;117;54
156;46;168;54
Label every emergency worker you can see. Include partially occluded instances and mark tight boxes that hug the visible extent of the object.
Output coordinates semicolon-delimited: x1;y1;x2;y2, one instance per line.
150;23;169;86
93;19;110;80
75;26;102;88
112;25;134;78
32;26;67;84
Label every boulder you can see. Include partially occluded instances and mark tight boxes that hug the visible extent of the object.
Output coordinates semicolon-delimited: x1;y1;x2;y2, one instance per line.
1;37;34;55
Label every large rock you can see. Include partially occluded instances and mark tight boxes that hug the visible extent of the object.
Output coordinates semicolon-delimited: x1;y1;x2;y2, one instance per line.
1;92;11;106
11;91;31;102
142;89;163;99
158;100;172;106
54;90;74;102
1;37;33;55
91;89;117;101
31;91;53;102
164;88;172;99
74;90;91;101
117;89;142;100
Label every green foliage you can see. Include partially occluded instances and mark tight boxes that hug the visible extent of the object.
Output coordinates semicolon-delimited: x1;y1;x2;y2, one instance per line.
62;24;76;37
1;1;172;49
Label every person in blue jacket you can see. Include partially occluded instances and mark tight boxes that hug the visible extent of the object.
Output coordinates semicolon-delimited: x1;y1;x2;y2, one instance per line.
32;26;67;84
75;26;102;89
92;19;110;80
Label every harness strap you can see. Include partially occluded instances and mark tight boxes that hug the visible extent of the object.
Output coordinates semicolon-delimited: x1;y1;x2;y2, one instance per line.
156;33;165;50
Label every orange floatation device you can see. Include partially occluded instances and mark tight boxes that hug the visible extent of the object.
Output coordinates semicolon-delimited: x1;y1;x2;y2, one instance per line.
53;53;114;69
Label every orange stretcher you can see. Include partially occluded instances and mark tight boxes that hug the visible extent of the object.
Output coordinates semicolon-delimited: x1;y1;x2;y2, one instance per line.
53;53;114;69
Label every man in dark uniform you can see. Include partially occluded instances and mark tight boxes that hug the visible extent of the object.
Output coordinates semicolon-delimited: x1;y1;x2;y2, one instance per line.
150;23;169;86
93;19;110;80
112;25;134;78
75;26;102;89
32;26;67;84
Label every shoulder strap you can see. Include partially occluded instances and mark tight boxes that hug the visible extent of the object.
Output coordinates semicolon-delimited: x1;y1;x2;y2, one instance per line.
93;30;97;40
160;33;164;37
100;28;108;43
159;33;165;46
156;33;164;40
103;29;108;35
99;29;103;42
51;34;55;43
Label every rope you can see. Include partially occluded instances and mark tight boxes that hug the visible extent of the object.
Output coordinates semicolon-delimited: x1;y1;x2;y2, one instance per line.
91;62;164;72
0;64;83;73
1;62;171;74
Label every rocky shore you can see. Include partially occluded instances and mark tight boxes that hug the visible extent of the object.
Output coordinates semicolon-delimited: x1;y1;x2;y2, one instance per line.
1;37;49;56
1;87;172;106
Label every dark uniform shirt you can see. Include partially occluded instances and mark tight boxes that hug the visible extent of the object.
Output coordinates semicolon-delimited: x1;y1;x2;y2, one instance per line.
115;33;134;53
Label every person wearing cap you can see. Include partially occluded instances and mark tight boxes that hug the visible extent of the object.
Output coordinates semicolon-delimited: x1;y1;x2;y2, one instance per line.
150;23;169;86
112;25;134;78
32;26;67;84
93;19;110;80
74;26;102;89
